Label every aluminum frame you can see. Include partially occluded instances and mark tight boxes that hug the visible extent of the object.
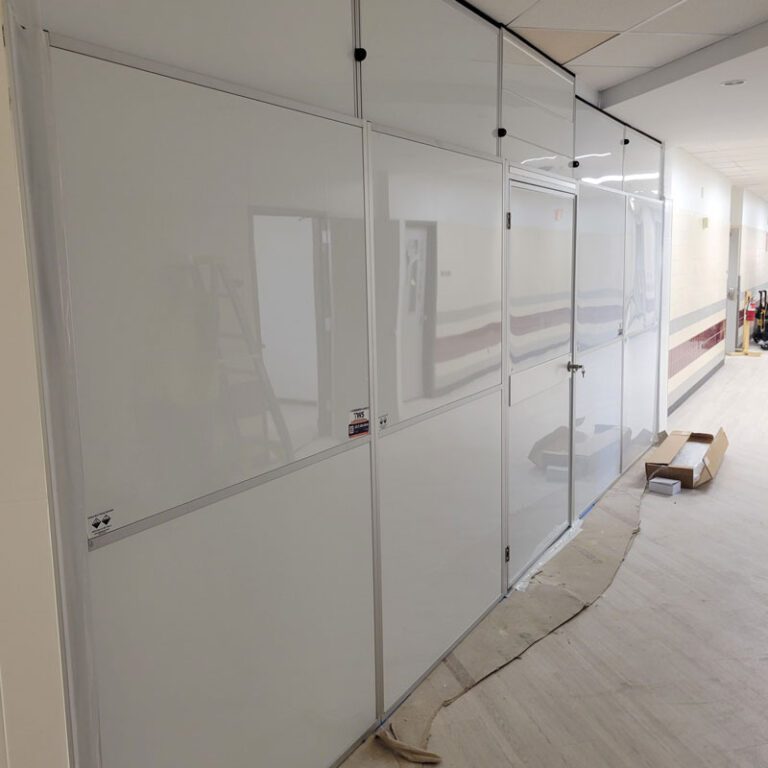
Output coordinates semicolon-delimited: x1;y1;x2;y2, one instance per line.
362;121;385;721
6;6;669;765
505;168;579;587
5;15;101;768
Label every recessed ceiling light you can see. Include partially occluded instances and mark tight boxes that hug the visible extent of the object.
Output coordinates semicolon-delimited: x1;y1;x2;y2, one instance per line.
721;79;745;86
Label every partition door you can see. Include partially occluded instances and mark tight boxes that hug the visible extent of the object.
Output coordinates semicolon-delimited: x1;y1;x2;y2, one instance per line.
507;181;576;584
573;186;626;516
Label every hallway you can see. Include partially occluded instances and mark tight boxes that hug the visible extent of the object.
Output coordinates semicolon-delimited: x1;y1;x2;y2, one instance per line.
429;355;768;767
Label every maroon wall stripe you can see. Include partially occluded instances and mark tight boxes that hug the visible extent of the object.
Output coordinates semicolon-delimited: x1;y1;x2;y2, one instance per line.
668;319;726;379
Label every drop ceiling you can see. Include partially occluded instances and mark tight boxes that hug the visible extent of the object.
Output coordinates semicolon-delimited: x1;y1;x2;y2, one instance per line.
606;43;768;200
468;0;768;198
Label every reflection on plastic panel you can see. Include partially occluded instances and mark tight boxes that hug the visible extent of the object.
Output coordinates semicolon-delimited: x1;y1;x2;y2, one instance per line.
361;0;498;155
508;354;571;580
625;196;664;337
574;100;624;191
40;0;358;115
504;135;573;178
378;393;502;708
501;35;574;167
372;133;503;426
573;341;622;516
51;50;369;533
508;184;574;372
575;185;625;351
623;129;662;199
622;328;660;471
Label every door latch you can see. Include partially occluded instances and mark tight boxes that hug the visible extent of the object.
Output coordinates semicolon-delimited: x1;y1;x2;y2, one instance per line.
567;361;585;378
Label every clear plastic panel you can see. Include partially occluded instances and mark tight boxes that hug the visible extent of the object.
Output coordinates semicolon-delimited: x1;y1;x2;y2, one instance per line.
360;0;498;155
623;128;663;199
372;133;503;426
89;445;376;768
508;354;571;582
625;196;664;337
504;135;574;177
574;100;624;190
508;183;575;372
502;36;574;121
41;0;357;114
622;327;660;471
379;393;502;709
575;185;625;352
502;93;573;157
51;50;369;532
573;341;623;516
502;34;574;169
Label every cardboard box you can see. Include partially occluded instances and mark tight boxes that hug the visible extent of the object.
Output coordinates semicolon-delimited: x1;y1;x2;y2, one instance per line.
645;429;728;489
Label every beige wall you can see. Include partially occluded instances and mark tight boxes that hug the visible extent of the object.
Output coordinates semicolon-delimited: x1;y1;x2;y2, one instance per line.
0;6;71;767
665;147;731;409
738;189;768;294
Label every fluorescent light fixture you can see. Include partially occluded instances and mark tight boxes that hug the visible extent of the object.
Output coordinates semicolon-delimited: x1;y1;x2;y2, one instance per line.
575;152;611;160
721;79;745;86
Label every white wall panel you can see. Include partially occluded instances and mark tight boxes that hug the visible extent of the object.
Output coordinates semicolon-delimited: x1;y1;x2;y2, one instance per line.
504;135;574;177
573;341;622;516
622;328;659;470
372;133;503;426
508;354;571;581
625;196;664;337
508;184;574;371
623;128;663;199
361;0;499;154
575;185;625;351
40;0;356;114
502;33;574;176
50;50;369;536
379;394;502;710
88;445;376;768
574;100;624;190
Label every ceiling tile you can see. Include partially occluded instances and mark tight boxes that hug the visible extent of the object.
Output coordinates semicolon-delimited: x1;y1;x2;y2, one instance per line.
636;0;768;35
509;0;681;32
510;27;617;62
571;64;654;90
469;0;539;25
571;32;724;67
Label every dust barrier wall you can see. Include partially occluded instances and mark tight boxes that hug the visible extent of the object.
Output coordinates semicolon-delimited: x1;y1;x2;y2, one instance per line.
6;1;665;766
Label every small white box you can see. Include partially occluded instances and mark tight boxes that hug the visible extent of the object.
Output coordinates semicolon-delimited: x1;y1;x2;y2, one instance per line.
649;477;681;496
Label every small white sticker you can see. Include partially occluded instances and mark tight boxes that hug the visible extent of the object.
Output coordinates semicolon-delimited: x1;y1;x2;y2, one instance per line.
88;510;114;538
348;407;370;438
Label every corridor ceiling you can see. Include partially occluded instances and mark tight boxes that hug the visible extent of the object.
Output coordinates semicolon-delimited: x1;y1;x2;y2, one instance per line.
472;0;768;199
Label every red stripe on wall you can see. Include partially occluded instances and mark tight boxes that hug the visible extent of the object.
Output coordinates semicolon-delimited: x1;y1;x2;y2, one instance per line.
434;322;501;363
668;319;725;379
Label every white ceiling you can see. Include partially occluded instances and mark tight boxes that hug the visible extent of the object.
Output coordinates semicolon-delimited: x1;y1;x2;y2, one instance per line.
470;0;768;198
607;43;768;199
472;0;768;87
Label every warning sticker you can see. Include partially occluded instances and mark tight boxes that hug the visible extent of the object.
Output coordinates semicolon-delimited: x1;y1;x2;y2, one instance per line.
348;407;370;438
88;509;114;538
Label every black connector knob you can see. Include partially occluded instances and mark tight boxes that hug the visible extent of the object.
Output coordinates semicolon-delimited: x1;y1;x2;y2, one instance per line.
497;127;507;137
569;160;580;168
354;47;367;62
622;138;630;145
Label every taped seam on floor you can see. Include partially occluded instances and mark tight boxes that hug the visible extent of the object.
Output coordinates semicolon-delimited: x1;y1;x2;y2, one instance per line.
343;462;646;767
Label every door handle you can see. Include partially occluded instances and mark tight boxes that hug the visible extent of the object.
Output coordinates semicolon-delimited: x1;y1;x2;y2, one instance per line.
567;361;585;378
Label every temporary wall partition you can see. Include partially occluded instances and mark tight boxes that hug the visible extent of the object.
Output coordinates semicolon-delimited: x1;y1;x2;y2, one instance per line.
6;1;665;766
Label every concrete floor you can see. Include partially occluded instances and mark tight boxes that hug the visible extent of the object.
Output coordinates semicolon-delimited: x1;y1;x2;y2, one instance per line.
429;356;768;768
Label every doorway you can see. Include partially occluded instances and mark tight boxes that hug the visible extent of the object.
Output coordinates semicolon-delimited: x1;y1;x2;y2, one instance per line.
507;179;577;584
